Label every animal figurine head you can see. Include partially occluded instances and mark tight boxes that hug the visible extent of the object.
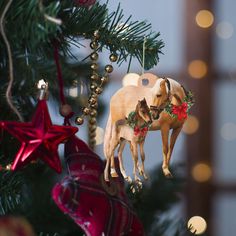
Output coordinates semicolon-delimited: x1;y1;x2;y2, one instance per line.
150;78;171;119
136;98;152;125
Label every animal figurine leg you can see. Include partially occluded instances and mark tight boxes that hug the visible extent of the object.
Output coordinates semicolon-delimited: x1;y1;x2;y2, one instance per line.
104;126;119;181
160;124;172;178
130;142;141;183
167;126;182;169
139;141;148;180
117;140;132;183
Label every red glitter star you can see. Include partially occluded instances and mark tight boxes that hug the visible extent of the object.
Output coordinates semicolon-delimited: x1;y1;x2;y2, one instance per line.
1;99;78;173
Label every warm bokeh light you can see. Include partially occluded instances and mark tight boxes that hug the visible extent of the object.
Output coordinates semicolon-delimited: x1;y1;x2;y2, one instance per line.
188;216;207;235
183;115;199;135
68;87;78;97
221;122;236;141
188;60;208;79
122;73;140;87
192;163;212;182
216;21;234;39
95;126;104;145
195;10;214;28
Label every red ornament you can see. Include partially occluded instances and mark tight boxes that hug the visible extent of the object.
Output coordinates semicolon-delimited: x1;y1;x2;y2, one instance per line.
172;102;188;121
74;0;96;7
52;135;145;236
1;99;78;173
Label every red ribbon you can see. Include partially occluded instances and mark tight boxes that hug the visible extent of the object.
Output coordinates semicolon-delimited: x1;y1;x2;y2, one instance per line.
172;102;188;121
134;126;148;137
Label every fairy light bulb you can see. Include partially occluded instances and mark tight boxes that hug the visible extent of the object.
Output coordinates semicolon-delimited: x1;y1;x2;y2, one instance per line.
188;216;207;235
195;10;214;28
192;163;212;182
188;60;208;79
183;115;199;135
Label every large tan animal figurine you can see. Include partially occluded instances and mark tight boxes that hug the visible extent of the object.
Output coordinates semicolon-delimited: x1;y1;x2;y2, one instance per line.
104;76;193;181
104;98;152;183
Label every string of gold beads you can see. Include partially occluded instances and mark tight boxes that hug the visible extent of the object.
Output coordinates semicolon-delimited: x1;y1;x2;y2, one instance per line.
75;30;118;149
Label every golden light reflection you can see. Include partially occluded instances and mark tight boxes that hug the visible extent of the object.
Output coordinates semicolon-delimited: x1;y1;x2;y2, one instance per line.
95;126;104;145
183;115;199;135
122;73;139;87
188;60;208;79
188;216;207;235
195;10;214;28
192;163;212;182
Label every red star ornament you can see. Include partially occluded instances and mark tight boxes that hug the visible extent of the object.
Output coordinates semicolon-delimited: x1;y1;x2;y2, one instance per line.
1;99;78;173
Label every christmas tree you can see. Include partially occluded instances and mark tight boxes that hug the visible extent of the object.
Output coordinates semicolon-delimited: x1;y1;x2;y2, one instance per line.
0;1;198;235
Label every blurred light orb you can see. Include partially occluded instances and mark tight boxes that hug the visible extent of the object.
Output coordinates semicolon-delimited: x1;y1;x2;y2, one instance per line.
69;87;78;97
192;163;212;182
188;60;208;79
95;126;104;145
216;21;234;39
183;115;199;135
122;73;140;87
221;122;236;141
196;10;214;28
188;216;207;235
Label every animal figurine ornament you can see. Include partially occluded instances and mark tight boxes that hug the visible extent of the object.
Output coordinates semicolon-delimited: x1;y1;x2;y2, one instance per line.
104;76;194;180
103;98;152;184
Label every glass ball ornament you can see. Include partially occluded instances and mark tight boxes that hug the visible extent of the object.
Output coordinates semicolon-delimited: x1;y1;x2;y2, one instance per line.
109;54;118;62
105;64;113;73
75;117;84;125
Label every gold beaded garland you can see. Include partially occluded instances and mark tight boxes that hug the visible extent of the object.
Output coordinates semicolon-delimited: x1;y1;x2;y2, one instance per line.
90;74;99;81
105;64;113;73
90;41;99;49
90;52;99;61
75;30;117;149
95;87;103;94
83;107;90;115
90;83;97;91
75;117;84;125
91;63;98;70
109;54;118;62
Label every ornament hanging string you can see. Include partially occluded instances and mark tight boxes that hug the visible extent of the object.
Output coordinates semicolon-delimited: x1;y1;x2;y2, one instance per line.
0;0;24;121
142;36;147;75
53;41;74;125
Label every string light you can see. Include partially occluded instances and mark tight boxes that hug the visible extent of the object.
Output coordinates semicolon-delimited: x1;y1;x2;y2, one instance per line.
216;21;234;39
183;115;199;135
221;122;236;141
192;163;212;182
195;10;214;28
188;60;208;79
188;216;207;235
